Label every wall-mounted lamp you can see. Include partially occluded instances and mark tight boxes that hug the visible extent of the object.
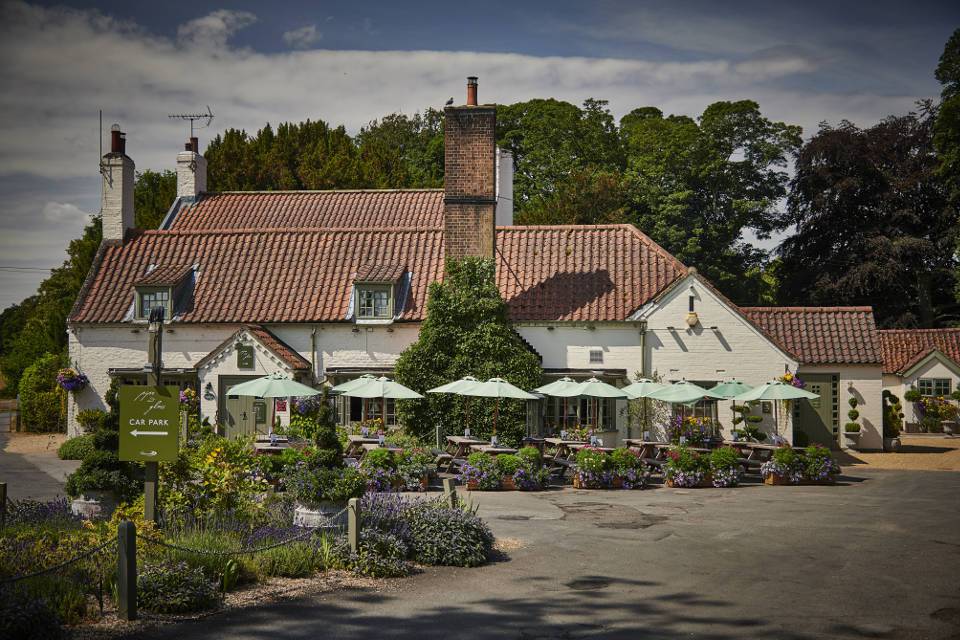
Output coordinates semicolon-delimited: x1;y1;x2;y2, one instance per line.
203;382;216;401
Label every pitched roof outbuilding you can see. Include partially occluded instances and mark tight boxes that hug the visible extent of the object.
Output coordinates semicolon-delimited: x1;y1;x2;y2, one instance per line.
169;190;444;231
740;306;882;365
877;328;960;373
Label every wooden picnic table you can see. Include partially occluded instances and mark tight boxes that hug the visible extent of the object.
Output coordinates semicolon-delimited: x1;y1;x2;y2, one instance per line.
253;441;289;454
543;438;588;461
359;442;403;456
345;434;380;457
567;443;615;453
469;444;518;455
438;435;489;473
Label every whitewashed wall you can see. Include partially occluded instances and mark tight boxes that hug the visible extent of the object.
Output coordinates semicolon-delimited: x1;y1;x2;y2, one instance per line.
640;276;797;440
882;356;960;428
802;364;883;451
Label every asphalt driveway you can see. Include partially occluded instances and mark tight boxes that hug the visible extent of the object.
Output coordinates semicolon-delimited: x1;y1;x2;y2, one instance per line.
0;431;78;500
132;469;960;640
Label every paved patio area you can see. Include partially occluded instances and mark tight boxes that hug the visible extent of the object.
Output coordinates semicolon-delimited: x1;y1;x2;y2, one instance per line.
132;468;960;640
839;435;960;472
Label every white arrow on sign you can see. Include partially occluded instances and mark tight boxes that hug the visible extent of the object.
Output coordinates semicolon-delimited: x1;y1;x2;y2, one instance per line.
139;450;158;457
130;430;169;437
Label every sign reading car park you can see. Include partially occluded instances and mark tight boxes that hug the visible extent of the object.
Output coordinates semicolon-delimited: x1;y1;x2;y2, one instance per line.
119;385;180;462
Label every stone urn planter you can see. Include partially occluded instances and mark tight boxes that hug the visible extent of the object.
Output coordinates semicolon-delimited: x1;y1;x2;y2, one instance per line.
71;490;118;520
294;501;345;528
842;429;862;450
883;437;902;452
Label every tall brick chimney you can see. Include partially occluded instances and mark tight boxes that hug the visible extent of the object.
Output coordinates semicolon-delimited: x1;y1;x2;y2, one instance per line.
444;76;496;261
176;136;207;200
101;124;135;242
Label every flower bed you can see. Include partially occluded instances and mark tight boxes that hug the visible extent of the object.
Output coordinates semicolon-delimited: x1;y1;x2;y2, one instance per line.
572;447;648;490
761;445;840;485
664;445;744;488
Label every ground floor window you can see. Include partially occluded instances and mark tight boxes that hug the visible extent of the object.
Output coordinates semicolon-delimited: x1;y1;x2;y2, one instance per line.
345;396;396;427
918;378;952;397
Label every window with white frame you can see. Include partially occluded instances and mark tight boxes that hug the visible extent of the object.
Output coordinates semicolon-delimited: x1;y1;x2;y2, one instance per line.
357;287;391;319
918;378;951;397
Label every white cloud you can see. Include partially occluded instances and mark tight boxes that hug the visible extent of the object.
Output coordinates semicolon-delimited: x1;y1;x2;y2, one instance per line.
282;24;321;49
177;9;256;50
41;201;90;223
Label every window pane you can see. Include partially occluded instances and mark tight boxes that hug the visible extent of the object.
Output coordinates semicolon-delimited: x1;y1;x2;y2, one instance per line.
918;379;933;396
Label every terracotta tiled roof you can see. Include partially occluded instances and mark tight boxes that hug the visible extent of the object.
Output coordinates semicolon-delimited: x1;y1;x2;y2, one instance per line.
133;264;193;286
497;225;686;321
70;224;686;324
355;261;406;283
877;329;960;373
740;307;882;365
168;190;443;231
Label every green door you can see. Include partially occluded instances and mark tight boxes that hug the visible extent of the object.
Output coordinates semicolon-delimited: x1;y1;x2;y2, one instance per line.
795;374;837;449
221;376;259;438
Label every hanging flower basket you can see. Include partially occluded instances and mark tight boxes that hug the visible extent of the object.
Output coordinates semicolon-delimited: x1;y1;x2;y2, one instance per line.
57;367;89;393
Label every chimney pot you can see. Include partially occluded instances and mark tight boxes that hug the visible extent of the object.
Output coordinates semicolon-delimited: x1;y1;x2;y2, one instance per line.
466;76;478;106
190;136;199;153
110;124;124;154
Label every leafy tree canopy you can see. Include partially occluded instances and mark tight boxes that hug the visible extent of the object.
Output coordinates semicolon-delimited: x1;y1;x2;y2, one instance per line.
778;105;958;327
393;257;542;446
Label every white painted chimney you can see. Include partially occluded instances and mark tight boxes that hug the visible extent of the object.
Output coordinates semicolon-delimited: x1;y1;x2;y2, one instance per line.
495;147;513;227
101;124;135;242
176;136;207;199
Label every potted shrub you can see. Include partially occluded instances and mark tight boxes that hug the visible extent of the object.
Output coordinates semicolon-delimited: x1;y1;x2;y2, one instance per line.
573;447;614;489
285;458;365;527
458;452;501;491
396;448;433;491
882;391;903;452
904;386;922;432
360;447;399;492
709;446;743;487
513;446;550;491
760;447;804;485
843;397;862;449
495;454;522;490
664;445;711;488
610;447;648;489
803;444;840;484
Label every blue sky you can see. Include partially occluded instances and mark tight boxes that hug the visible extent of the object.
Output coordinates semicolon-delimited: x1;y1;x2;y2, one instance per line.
1;0;958;308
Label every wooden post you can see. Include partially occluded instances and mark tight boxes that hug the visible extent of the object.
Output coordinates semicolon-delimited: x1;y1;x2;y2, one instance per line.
0;482;6;530
443;478;457;510
117;520;137;621
347;497;360;554
143;308;163;523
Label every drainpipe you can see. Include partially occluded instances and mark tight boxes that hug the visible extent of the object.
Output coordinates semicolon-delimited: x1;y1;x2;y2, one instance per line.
638;321;649;378
310;326;318;385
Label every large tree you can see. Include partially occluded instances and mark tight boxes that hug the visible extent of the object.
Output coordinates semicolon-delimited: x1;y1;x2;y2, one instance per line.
934;28;960;206
622;101;802;303
778;106;958;328
393;257;542;446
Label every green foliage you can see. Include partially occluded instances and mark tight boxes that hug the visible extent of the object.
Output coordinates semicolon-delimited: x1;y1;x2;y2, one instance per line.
57;434;95;460
0;584;68;640
665;445;708;473
137;561;219;613
709;446;741;471
76;409;106;433
64;449;139;500
394;257;542;445
771;446;799;466
134;169;177;229
883;392;904;438
406;501;494;567
283;462;365;509
780;106;958;327
152;529;256;589
494;453;521;477
575;447;610;474
18;352;65;432
252;539;326;578
350;529;411;578
610;447;644;473
517;446;541;466
934;29;960;252
361;448;396;472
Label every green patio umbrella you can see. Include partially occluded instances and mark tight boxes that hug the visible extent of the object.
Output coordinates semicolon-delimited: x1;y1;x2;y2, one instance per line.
733;380;819;441
330;373;378;394
338;376;423;427
428;376;482;444
709;379;755;439
226;372;320;398
460;377;538;439
572;377;628;434
648;380;727;404
622;379;669;440
533;377;581;431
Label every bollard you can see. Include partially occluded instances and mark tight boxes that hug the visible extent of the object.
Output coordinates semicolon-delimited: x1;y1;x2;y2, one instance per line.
117;520;137;621
347;497;360;554
442;478;457;510
0;482;6;529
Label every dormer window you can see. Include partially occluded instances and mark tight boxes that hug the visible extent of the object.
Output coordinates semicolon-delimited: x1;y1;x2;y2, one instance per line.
353;261;407;323
132;265;194;321
137;287;171;319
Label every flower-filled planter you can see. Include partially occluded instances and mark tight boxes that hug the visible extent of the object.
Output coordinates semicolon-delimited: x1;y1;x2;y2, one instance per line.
664;445;712;488
709;446;744;488
761;445;840;486
459;453;503;491
573;447;648;490
284;458;365;527
57;367;89;393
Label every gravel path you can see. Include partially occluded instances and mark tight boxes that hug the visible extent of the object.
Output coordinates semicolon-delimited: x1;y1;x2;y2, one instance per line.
839;436;960;471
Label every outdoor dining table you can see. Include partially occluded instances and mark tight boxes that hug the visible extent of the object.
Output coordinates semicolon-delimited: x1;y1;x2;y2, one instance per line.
359;442;404;456
567;443;614;454
345;434;380;457
440;435;489;472
469;444;518;456
543;438;588;462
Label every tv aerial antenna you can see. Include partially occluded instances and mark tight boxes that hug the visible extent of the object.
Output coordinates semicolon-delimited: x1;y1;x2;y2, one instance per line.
168;105;215;138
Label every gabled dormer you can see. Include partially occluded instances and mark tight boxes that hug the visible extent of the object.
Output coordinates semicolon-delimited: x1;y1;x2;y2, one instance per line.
131;264;195;321
351;261;408;324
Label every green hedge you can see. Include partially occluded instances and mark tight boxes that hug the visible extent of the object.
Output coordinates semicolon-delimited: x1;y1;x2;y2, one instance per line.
18;353;65;432
57;434;96;460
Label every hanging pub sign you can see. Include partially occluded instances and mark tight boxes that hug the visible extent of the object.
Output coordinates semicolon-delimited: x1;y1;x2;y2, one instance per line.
236;345;255;369
119;385;180;462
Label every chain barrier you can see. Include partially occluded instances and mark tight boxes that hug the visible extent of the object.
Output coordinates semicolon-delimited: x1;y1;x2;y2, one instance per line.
140;506;349;557
1;534;118;584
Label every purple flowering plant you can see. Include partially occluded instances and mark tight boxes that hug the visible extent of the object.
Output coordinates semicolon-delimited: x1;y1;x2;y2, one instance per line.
56;367;89;392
